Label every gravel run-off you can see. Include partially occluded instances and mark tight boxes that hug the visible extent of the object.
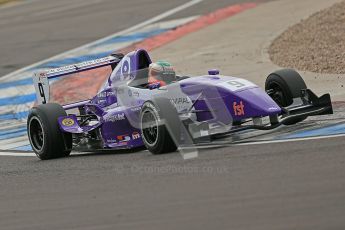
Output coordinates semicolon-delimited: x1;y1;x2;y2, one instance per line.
269;0;345;74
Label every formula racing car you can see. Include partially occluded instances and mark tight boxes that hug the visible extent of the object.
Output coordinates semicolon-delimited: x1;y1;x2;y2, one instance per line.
27;49;333;159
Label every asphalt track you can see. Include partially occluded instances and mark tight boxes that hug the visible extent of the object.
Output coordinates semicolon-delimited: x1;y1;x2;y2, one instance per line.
1;137;345;229
1;0;345;229
0;0;256;77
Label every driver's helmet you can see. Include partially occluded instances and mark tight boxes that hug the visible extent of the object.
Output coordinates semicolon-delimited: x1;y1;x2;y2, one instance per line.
148;61;176;86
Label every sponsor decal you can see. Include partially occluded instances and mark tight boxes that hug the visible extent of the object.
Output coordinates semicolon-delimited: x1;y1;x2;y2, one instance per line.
117;134;131;142
38;72;47;81
131;106;142;112
170;97;190;105
47;57;113;75
128;89;139;97
170;97;192;112
114;113;125;120
114;141;128;147
105;113;125;122
122;60;130;74
268;107;279;111
233;101;245;116
62;118;75;127
107;133;132;144
116;88;125;95
98;91;116;98
107;138;117;143
106;139;128;146
119;56;131;81
132;132;141;140
98;99;106;104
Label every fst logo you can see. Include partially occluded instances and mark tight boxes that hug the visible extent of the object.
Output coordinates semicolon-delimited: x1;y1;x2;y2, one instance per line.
233;101;245;116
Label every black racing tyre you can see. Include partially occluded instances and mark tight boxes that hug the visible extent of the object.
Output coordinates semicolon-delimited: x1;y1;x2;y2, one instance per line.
140;98;180;154
265;69;307;107
27;103;72;160
265;69;307;125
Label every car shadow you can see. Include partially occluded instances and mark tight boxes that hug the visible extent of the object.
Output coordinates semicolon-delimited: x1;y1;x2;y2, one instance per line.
69;146;147;158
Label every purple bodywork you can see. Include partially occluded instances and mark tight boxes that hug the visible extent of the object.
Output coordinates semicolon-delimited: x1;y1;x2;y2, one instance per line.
54;49;281;150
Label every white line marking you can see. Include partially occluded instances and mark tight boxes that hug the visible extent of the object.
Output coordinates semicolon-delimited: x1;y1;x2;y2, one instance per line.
0;0;204;82
0;136;29;149
0;121;25;130
0;102;33;115
0;85;35;99
146;15;198;30
234;133;345;146
0;151;35;157
72;16;199;56
180;133;345;150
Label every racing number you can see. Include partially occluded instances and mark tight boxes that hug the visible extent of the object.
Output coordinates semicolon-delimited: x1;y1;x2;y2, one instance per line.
227;80;246;88
225;79;256;91
38;83;47;104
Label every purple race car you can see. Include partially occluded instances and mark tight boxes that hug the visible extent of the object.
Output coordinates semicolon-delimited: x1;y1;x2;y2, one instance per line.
27;49;333;160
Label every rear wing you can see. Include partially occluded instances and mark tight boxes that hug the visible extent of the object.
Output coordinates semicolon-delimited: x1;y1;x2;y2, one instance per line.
33;55;121;105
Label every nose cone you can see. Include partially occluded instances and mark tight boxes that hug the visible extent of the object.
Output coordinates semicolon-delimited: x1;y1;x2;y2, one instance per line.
234;87;282;117
179;75;282;119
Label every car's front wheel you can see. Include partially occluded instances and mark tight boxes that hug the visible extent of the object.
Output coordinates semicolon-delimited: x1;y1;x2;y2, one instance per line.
140;98;180;154
265;69;308;125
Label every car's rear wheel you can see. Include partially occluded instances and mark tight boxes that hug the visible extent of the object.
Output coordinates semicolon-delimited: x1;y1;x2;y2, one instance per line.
27;103;72;160
140;98;180;154
265;69;307;125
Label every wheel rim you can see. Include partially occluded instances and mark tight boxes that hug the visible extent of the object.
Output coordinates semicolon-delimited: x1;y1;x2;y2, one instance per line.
29;117;44;152
141;109;159;146
268;82;288;107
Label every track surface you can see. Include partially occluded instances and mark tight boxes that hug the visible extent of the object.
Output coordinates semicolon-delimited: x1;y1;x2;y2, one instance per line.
1;137;345;229
1;0;345;229
0;0;255;77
